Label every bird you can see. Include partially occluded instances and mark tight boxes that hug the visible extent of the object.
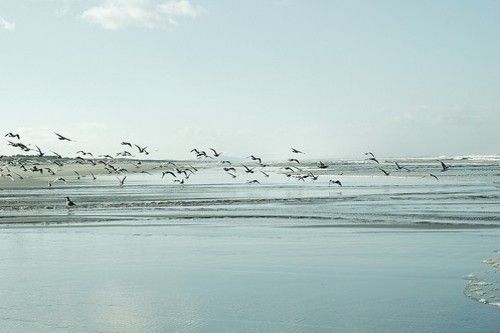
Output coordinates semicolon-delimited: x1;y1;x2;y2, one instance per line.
209;148;222;157
394;162;410;171
134;144;149;155
242;165;255;173
291;147;304;154
5;132;20;140
90;172;97;180
329;180;342;186
379;168;390;176
223;167;236;172
65;197;76;208
34;145;45;157
55;132;72;141
364;152;375;158
317;161;329;169
430;173;439;180
227;172;237;178
121;142;133;148
368;157;379;164
162;171;177;179
247;180;261;184
248;155;262;164
117;176;127;187
261;171;269;177
288;158;300;164
440;161;449;172
51;151;62;158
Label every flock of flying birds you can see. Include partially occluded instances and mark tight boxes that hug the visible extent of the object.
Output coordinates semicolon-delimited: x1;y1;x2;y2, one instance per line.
1;131;451;208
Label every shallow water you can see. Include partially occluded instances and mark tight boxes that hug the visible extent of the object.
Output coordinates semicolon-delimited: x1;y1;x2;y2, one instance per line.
0;159;499;332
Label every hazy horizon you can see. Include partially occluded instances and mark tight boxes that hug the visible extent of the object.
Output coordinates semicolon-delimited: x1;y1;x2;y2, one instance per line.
1;0;499;159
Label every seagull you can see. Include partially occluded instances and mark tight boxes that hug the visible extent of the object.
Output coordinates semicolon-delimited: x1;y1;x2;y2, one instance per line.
5;132;20;140
329;180;342;186
379;168;390;176
248;155;262;164
117;176;127;187
121;142;133;148
260;171;269;177
227;172;237;178
440;161;449;172
364;152;375;158
394;162;410;171
34;145;45;157
134;145;149;155
74;171;81;179
55;132;72;141
430;173;439;180
51;151;62;158
209;148;222;157
90;172;97;180
223;167;236;172
247;180;261;184
317;161;329;169
368;157;380;164
291;147;304;154
162;171;177;179
288;158;300;164
242;165;255;173
65;197;76;208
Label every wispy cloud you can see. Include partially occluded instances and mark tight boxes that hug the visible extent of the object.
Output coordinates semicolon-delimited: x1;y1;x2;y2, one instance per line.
0;17;15;31
81;0;202;30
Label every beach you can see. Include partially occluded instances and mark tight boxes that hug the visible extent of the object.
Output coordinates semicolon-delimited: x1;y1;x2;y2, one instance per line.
0;158;499;332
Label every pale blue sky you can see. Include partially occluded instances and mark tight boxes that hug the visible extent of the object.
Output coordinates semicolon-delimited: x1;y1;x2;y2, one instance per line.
1;0;499;159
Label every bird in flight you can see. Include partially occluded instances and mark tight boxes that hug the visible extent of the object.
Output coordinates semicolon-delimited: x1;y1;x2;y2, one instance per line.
329;180;342;186
379;168;390;176
5;132;20;140
440;161;449;172
121;142;133;148
117;176;127;187
209;148;222;157
291;147;304;154
394;162;410;171
430;173;439;180
135;144;149;155
247;179;261;184
55;132;72;141
242;165;255;173
248;155;262;164
317;161;329;169
364;152;375;158
368;157;380;164
288;158;300;164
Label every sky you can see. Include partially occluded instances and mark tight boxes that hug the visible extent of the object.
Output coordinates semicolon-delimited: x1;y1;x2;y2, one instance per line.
1;0;499;160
